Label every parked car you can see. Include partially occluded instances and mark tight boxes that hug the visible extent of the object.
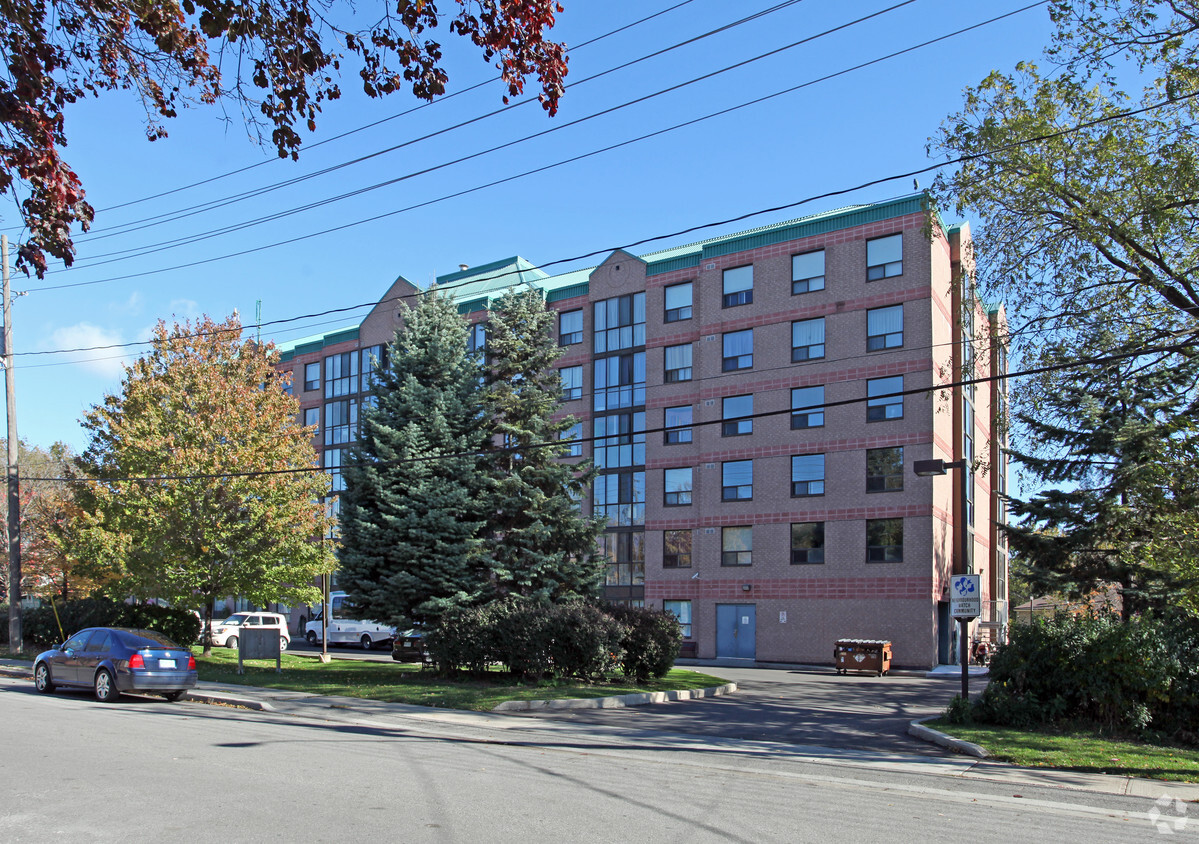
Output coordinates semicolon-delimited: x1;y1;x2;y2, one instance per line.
208;612;290;650
391;630;424;662
305;591;395;650
33;627;198;703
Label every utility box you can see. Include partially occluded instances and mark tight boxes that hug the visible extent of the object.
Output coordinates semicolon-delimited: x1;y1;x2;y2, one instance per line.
238;626;282;674
834;639;892;676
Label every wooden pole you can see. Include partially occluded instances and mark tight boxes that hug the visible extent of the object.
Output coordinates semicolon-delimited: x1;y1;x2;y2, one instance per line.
3;235;21;653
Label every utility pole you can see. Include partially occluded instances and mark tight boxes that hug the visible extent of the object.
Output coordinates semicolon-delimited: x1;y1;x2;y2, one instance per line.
2;235;21;653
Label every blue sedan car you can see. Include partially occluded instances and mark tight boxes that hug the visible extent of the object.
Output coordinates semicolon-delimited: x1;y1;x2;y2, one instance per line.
34;627;198;703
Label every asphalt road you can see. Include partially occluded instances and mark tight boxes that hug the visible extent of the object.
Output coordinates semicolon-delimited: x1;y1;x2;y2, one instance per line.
0;676;1185;843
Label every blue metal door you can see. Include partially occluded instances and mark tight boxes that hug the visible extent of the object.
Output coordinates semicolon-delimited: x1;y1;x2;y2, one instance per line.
716;604;756;659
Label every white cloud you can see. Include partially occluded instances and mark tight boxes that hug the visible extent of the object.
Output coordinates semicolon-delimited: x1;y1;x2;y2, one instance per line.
167;299;200;319
108;291;143;316
42;322;129;380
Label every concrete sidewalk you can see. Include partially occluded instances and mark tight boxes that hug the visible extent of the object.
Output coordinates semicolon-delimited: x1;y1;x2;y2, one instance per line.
3;656;1196;802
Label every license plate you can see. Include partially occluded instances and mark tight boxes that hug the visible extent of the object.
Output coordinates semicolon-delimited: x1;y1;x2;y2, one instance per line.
159;659;176;669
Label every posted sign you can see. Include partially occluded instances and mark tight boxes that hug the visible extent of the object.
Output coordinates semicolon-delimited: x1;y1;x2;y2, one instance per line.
950;574;981;619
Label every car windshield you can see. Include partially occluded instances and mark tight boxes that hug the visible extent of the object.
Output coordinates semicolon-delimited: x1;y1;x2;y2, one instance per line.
221;616;246;626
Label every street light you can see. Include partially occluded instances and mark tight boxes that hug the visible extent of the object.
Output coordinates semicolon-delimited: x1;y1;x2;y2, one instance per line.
913;458;972;701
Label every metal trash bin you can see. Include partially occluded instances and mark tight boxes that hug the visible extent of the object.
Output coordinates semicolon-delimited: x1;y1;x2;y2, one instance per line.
834;639;892;676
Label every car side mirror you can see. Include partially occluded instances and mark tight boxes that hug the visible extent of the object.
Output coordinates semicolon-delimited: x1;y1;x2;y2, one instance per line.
62;648;73;656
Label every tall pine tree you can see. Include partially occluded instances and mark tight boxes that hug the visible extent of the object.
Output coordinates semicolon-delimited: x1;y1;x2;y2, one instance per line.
482;287;604;602
337;289;490;627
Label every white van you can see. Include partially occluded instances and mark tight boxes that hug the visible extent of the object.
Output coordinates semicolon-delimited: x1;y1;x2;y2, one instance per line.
304;591;396;650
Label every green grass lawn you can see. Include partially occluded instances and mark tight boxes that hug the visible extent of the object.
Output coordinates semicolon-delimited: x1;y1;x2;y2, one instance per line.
194;648;728;711
926;718;1199;783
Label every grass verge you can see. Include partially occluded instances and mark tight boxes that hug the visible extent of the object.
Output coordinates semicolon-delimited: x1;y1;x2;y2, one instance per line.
925;718;1199;783
194;648;728;711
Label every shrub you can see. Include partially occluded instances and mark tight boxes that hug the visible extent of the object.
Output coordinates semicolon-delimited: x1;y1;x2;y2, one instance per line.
16;598;201;649
607;604;681;683
542;602;625;682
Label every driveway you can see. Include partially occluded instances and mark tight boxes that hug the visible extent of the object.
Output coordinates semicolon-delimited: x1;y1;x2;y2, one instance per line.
510;665;962;756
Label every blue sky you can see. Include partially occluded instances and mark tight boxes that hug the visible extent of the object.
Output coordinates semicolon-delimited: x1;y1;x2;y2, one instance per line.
11;0;1054;454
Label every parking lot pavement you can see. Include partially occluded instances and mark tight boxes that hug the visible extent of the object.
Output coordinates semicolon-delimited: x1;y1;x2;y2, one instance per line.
507;664;963;756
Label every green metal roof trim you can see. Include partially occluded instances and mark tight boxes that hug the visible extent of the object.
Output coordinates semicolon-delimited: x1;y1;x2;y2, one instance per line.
274;325;361;361
457;297;489;314
546;281;589;304
437;256;549;301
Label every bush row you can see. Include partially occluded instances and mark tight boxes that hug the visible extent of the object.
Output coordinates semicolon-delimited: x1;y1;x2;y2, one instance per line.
951;612;1199;741
424;600;682;683
0;598;201;651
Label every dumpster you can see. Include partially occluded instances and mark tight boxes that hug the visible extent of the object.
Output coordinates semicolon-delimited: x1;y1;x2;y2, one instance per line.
834;639;892;676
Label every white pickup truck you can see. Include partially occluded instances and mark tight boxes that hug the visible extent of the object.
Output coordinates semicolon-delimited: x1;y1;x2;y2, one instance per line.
304;591;396;650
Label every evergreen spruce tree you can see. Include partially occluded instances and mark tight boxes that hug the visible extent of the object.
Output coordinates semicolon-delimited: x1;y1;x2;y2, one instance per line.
1006;350;1199;619
337;289;490;627
482;287;605;602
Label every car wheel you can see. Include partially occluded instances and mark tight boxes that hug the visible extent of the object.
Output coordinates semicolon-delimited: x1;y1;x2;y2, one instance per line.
34;663;55;694
162;690;186;702
94;668;120;703
279;636;288;652
306;630;318;645
361;634;373;650
227;636;238;649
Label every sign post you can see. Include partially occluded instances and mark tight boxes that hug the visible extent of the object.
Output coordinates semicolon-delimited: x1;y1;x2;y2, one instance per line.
950;574;981;700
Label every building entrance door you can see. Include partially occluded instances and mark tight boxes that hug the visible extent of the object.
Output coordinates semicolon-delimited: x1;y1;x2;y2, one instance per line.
937;601;955;665
716;604;756;659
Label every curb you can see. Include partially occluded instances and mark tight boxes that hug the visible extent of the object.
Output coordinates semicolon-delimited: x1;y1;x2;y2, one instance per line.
908;715;990;758
492;682;738;712
184;690;275;711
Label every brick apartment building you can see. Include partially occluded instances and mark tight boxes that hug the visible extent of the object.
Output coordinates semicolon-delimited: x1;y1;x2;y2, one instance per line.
274;193;1009;669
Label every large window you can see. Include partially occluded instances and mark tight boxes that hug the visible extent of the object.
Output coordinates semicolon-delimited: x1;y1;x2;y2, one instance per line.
594;352;646;411
791;386;825;429
723;265;753;308
323;448;345;493
791;454;825;497
792;250;826;294
560;365;583;402
594;293;646;353
867;518;904;563
867;305;903;351
324;352;358;398
663;530;692;568
304;362;321;392
722;460;753;501
361;345;387;390
594;411;645;469
722;394;753;436
600;531;645;586
593;471;645;526
866;446;904;493
791;522;825;564
663;599;692;637
559;309;583;346
303;406;320;431
867;376;904;421
792;317;826;362
664;343;693;383
664;467;693;506
867;233;903;280
722;329;753;371
561;422;583;458
722;526;752;566
664;405;693;444
324;399;358;446
664;282;693;322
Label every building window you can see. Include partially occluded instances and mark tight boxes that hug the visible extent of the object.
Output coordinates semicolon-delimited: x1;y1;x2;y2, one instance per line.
791;386;825;429
559;309;583;346
664;343;693;383
465;324;487;356
663;599;692;637
561;422;583;458
867;376;904;421
324;352;359;398
867;518;904;563
791;522;825;564
664;405;693;444
722;526;752;566
722;329;753;371
324;448;345;492
560;365;583;402
361;345;387;390
791;317;826;362
721;394;753;436
664;282;693;323
594;411;645;469
303;406;320;432
663;530;692;569
600;531;645;586
722;265;753;308
664;467;693;506
866;446;904;493
867;305;903;351
594;352;646;411
594;293;646;353
593;471;645;527
792;250;826;294
304;362;321;392
791;453;825;497
866;233;903;280
965;399;975;526
324;399;358;446
722;460;753;501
